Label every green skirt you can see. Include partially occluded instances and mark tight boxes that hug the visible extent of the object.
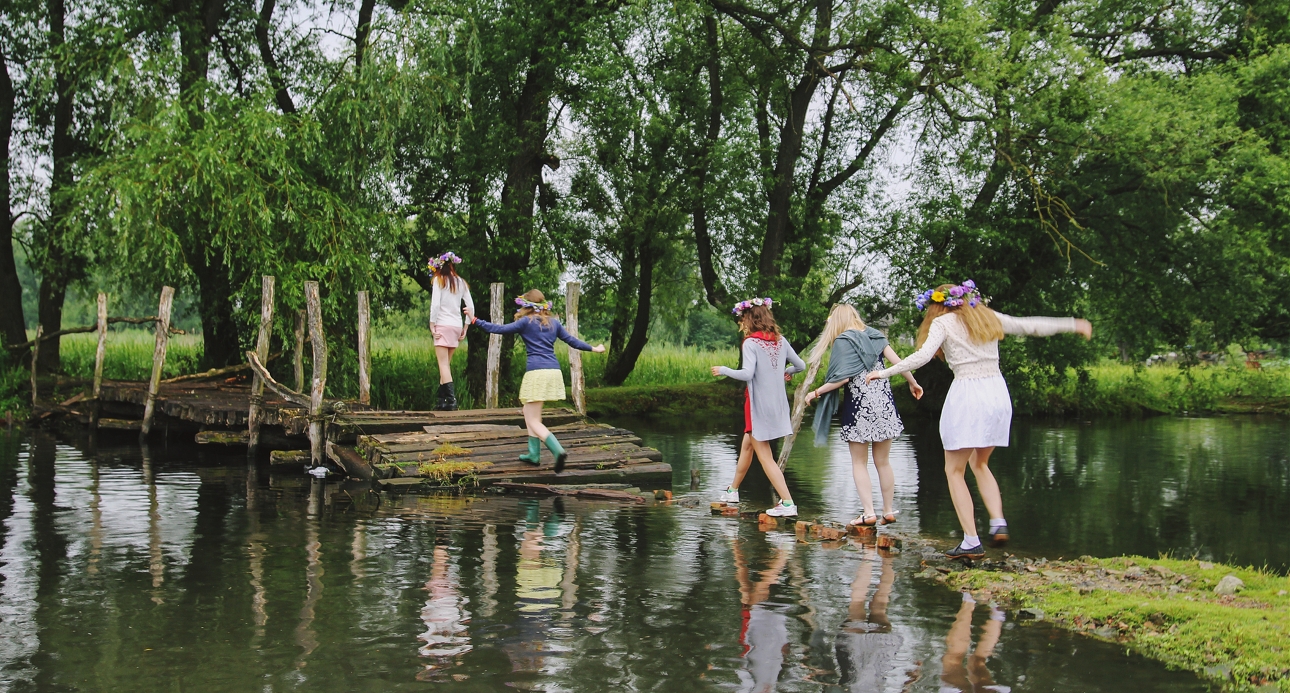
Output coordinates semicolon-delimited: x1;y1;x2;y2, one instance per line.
518;369;566;403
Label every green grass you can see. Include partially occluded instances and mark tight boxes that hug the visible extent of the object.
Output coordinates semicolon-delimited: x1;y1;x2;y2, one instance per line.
57;330;205;381
948;556;1290;691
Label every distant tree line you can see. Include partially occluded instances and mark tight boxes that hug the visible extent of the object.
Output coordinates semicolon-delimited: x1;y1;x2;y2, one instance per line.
2;0;1287;400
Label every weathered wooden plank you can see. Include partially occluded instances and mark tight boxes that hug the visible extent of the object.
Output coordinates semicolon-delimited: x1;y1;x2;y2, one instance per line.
566;281;586;415
422;424;522;435
270;450;310;465
474;463;672;487
196;430;250;445
249;275;274;448
98;418;142;430
361;421;600;447
357;290;371;406
91;292;108;428
305;281;327;467
485;282;503;408
327;440;373;481
360;424;633;456
377;443;660;467
293;309;306;392
141;286;174;435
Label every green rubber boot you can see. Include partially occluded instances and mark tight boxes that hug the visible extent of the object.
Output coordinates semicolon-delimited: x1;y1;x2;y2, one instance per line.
519;436;542;465
545;434;569;474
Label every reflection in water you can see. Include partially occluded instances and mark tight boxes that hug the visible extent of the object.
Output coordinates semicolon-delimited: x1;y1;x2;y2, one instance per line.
0;420;1254;692
940;594;1007;693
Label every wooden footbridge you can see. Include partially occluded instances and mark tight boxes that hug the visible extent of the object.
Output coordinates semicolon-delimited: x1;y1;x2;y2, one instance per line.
24;278;669;489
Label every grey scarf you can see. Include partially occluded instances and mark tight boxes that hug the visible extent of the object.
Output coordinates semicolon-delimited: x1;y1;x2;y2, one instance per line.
811;327;888;445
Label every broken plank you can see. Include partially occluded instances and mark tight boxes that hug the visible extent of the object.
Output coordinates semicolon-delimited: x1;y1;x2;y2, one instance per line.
270;450;310;466
422;424;524;435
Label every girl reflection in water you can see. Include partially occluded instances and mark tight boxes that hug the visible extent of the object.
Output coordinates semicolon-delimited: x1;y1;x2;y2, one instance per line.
732;533;793;693
835;547;903;691
940;593;1009;693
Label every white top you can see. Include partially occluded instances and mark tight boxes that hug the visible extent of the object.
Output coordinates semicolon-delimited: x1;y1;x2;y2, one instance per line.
429;279;475;329
874;312;1077;381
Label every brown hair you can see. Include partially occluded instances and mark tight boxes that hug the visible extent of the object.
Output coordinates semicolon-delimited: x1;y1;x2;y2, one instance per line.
916;283;1004;357
514;289;557;327
737;304;780;339
432;259;465;293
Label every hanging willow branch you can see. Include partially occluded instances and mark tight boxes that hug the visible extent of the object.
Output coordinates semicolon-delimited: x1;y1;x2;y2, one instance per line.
997;149;1104;268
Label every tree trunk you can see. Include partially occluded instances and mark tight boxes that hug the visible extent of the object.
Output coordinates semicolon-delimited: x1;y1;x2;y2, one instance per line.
0;48;26;353
188;249;242;368
691;13;730;309
603;243;654;386
36;0;77;373
255;0;295;115
354;0;376;76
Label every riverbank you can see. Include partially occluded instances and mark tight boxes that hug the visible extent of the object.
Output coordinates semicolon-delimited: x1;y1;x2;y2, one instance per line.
933;555;1290;692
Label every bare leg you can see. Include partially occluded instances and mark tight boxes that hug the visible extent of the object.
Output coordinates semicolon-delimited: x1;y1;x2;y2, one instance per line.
434;346;455;385
967;447;1003;521
848;442;875;519
968;608;1004;687
871;439;896;518
847;550;873;623
752;439;793;503
728;433;754;489
521;401;551;441
940;597;975;691
944;449;977;537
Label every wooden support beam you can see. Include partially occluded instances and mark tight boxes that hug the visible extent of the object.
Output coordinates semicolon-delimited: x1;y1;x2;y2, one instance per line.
293;309;306;393
357;290;371;406
305;281;327;467
91;293;108;428
249;276;275;449
30;325;41;407
141;286;175;436
485;282;504;409
566;281;585;415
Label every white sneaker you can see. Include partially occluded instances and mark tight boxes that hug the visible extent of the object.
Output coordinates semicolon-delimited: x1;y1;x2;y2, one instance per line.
765;502;798;517
717;488;740;504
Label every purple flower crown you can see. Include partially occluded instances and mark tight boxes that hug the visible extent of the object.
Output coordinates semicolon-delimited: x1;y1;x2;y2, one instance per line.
515;297;552;312
427;252;462;272
732;297;773;316
916;280;983;311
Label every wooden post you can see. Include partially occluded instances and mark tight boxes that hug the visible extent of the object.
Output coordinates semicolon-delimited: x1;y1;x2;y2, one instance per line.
776;348;822;470
91;292;108;428
357;290;371;406
565;281;585;415
304;282;327;467
293;309;306;392
248;276;275;448
484;282;504;409
30;325;42;407
141;286;175;436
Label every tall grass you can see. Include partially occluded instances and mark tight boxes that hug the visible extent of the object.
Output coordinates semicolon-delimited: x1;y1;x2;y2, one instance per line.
56;331;205;381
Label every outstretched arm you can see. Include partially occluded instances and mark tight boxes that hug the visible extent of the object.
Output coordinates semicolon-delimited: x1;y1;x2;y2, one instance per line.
882;345;923;399
712;340;756;382
996;314;1089;338
869;319;948;381
471;316;525;335
462;286;475;321
555;322;596;352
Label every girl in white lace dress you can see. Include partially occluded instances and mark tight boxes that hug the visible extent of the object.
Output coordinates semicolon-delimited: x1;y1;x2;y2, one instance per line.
867;281;1091;557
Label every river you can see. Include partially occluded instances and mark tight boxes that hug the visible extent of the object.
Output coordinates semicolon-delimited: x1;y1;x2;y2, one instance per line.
0;414;1283;691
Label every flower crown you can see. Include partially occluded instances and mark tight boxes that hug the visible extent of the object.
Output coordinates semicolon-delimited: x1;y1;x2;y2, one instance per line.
732;297;773;316
427;252;462;272
916;280;983;310
515;296;552;312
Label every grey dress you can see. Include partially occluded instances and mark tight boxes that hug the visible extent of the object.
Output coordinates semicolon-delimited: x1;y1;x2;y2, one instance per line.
719;335;805;441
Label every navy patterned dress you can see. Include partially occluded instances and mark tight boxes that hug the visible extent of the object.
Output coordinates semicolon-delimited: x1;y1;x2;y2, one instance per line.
838;356;903;443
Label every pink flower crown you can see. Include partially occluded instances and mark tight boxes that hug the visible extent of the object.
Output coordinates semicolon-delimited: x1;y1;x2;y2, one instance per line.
732;297;773;316
427;252;462;272
916;280;983;310
515;297;552;312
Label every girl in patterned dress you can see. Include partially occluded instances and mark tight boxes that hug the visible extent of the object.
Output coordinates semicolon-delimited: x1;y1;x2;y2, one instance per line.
804;305;923;527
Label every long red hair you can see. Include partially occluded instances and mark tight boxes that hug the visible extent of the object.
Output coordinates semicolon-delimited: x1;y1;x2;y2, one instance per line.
433;261;464;293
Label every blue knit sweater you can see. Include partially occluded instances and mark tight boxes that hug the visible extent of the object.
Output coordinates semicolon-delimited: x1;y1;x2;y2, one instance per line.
471;316;594;371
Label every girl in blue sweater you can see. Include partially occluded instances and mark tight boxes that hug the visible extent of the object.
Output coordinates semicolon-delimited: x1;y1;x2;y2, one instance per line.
466;289;605;472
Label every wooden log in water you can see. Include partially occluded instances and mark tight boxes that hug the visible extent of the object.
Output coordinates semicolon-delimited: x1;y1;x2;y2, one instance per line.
249;275;275;448
778;346;822;470
566;281;585;415
327;440;373;481
305;281;327;467
485;282;504;408
357;290;371;406
141;286;175;436
270;449;310;466
91;292;107;428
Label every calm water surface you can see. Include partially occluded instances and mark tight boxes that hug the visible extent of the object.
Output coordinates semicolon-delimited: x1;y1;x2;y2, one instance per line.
0;414;1283;691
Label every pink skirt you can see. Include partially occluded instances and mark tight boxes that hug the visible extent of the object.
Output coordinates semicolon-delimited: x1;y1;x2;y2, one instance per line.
431;324;465;348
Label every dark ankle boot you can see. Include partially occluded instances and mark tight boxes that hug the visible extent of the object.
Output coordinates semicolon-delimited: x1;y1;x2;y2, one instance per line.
443;381;458;411
435;383;451;411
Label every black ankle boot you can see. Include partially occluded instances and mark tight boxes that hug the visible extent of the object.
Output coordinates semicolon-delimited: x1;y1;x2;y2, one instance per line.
443;381;458;411
435;383;451;411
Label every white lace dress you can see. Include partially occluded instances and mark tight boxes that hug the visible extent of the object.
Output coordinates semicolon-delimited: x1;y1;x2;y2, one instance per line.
838;357;903;443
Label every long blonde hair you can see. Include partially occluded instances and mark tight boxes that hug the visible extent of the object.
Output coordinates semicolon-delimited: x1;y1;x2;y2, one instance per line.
916;283;1003;354
808;304;868;366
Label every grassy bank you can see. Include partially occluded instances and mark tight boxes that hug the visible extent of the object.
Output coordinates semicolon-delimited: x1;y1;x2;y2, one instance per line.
942;556;1290;691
